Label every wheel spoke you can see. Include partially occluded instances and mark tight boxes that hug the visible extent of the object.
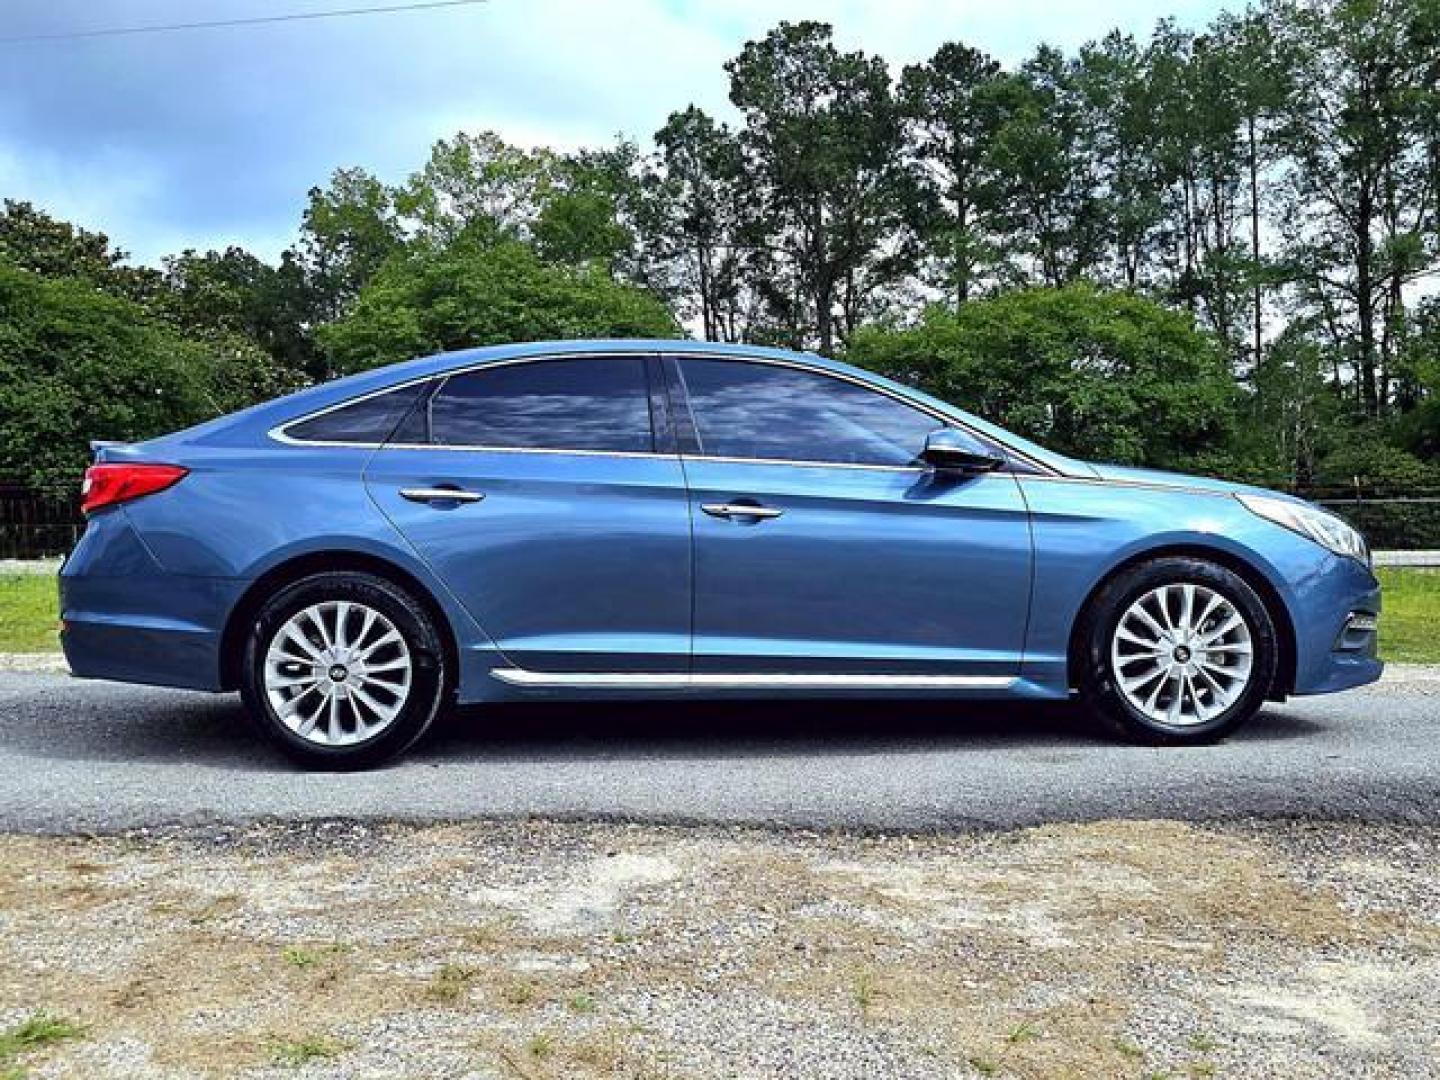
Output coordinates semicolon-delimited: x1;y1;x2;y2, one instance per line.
1142;668;1168;713
360;630;403;657
289;687;326;736
1116;626;1162;651
334;601;351;650
1129;604;1169;641
1165;670;1185;723
1194;592;1224;634
1152;588;1179;632
1200;614;1244;646
1208;641;1252;656
309;605;335;653
269;673;320;690
348;693;370;733
351;684;399;723
1185;673;1208;722
355;607;378;651
364;658;410;674
1120;665;1167;694
279;624;325;664
1194;663;1228;698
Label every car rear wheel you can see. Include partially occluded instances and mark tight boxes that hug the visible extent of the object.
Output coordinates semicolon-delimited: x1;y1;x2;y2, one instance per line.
1076;557;1278;745
240;571;448;769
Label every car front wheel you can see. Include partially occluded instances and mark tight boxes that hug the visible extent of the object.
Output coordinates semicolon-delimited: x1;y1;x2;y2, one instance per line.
240;571;448;769
1076;557;1279;744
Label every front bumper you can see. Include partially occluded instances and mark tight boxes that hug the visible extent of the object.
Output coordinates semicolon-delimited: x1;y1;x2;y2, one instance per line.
1289;554;1383;695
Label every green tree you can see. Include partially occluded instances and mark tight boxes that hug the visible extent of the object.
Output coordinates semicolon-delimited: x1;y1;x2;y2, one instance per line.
1210;10;1293;367
318;227;679;373
849;283;1238;467
533;144;637;269
398;130;558;246
726;21;912;353
0;199;162;303
645;106;760;341
1072;31;1167;291
161;246;320;379
898;42;1012;305
1245;328;1339;484
1272;0;1439;418
0;262;249;489
297;167;406;320
989;48;1107;288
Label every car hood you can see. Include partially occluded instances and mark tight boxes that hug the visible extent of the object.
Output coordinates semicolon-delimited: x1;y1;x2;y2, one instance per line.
1089;463;1299;502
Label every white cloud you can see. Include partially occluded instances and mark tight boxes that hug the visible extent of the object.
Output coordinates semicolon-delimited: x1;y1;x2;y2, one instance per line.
0;0;1238;265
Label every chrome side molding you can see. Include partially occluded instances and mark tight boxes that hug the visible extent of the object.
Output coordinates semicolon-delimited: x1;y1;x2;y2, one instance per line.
489;668;1016;690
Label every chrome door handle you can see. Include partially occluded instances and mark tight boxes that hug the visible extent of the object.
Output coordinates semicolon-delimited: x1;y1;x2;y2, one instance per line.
399;487;484;504
701;502;783;520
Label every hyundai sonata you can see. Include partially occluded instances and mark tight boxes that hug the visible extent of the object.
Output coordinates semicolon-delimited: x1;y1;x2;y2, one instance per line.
61;340;1381;768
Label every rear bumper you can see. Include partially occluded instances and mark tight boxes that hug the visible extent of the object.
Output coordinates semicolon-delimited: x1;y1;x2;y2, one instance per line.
62;611;223;691
1289;554;1383;695
59;510;237;692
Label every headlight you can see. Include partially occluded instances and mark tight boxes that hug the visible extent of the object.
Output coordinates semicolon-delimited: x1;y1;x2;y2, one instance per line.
1237;493;1370;565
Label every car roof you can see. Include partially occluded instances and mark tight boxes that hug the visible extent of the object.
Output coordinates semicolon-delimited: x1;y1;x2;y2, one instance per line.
150;338;1088;476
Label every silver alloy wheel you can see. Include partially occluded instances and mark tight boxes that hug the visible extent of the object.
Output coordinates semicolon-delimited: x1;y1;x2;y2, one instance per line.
263;600;412;746
1110;582;1254;727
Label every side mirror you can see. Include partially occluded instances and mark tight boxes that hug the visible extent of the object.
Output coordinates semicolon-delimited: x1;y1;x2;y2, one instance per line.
922;427;1006;474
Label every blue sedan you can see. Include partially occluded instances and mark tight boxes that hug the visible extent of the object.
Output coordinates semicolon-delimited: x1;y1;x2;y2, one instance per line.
61;340;1382;768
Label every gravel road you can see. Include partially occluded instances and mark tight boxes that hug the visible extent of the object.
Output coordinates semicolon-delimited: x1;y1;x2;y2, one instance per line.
2;670;1438;833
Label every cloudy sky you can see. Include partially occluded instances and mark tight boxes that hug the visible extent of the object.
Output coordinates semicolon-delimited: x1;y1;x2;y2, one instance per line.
0;0;1238;266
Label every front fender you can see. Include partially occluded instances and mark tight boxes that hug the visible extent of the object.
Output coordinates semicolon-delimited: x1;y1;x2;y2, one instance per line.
1016;477;1331;690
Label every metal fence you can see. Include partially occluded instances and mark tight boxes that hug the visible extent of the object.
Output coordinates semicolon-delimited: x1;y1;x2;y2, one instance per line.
2;480;1439;561
0;485;82;560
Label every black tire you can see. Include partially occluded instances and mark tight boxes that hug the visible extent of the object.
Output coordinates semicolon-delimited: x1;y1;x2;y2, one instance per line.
239;571;449;770
1075;556;1278;745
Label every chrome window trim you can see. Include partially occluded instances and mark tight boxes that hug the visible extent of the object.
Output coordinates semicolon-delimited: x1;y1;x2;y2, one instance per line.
679;452;925;475
382;442;672;460
267;348;1058;476
267;351;661;451
490;667;1016;690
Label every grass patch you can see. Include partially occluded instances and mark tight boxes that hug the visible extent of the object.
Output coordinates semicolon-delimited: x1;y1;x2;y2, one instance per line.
0;575;58;653
281;943;347;969
852;971;877;1017
0;1011;85;1075
427;963;478;1004
1375;568;1440;663
1006;1020;1041;1044
498;978;539;1007
270;1035;345;1068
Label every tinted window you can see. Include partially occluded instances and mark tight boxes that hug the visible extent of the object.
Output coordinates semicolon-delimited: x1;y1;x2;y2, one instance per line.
285;384;423;444
424;357;654;453
676;358;937;466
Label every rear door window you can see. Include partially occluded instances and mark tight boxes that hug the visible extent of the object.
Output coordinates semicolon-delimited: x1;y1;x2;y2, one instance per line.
414;357;655;453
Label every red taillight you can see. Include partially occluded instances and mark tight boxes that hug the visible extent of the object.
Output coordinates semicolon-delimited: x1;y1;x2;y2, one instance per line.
81;463;189;515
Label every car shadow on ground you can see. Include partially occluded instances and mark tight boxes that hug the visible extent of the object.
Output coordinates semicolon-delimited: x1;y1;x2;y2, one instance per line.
3;684;1328;770
418;697;1326;764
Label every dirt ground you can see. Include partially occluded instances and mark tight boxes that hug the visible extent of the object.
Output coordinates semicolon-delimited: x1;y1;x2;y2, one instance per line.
1;818;1437;1079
